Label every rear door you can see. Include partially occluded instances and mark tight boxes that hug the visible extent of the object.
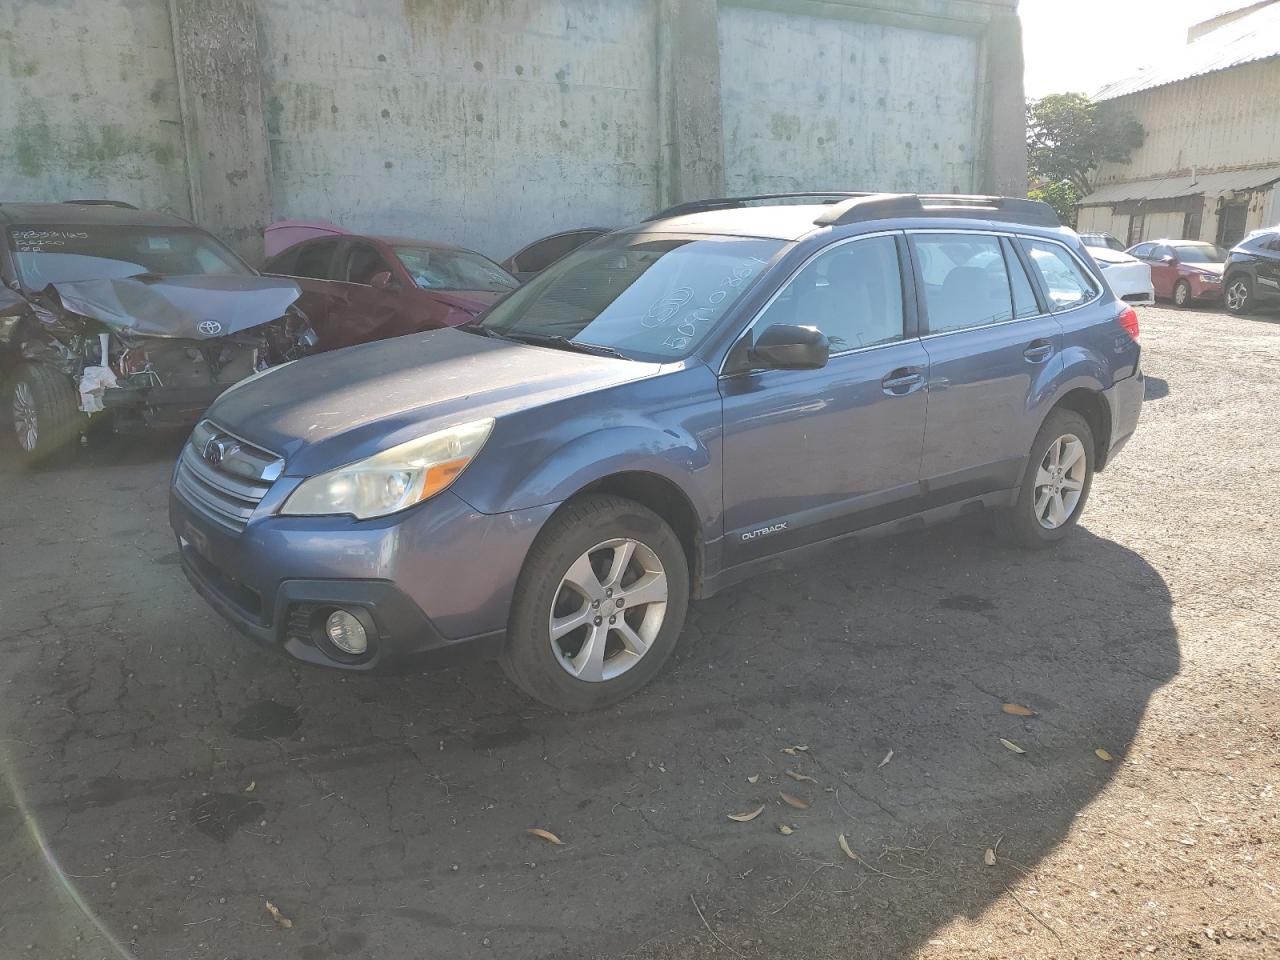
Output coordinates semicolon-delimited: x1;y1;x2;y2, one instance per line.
1147;243;1178;299
321;241;411;349
264;238;340;338
719;232;930;565
911;231;1063;497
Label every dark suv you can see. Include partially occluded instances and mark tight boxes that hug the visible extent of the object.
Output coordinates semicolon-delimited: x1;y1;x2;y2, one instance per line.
170;193;1144;711
1223;226;1280;314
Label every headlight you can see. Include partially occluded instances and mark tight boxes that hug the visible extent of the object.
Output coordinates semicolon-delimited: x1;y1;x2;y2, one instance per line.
280;419;494;519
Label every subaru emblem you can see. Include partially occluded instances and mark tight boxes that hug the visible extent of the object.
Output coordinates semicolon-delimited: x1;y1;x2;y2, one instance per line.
197;320;223;336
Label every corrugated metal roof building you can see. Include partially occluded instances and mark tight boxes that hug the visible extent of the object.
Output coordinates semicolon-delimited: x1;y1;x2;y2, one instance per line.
1076;0;1280;247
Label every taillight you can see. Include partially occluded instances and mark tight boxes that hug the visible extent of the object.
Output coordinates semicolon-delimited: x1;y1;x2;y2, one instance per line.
1117;306;1139;342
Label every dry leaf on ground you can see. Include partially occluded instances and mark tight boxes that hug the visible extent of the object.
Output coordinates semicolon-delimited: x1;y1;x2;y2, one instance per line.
984;847;997;866
527;828;564;845
778;824;794;835
878;749;894;769
244;781;255;793
999;738;1026;754
1095;748;1113;761
838;833;857;861
780;792;810;810
265;900;293;929
786;769;817;784
1002;703;1037;717
782;745;810;756
727;805;765;822
747;774;760;784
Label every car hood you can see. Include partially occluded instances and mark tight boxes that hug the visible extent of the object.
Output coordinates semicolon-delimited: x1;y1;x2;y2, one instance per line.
1087;246;1140;265
206;327;657;475
47;274;301;339
1183;262;1225;276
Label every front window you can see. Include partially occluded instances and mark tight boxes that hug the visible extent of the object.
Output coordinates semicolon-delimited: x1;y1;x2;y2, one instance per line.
477;233;784;361
1173;243;1227;264
393;246;517;293
7;224;250;289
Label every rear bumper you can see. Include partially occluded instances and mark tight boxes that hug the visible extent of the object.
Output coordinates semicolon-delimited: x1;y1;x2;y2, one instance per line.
1102;368;1144;466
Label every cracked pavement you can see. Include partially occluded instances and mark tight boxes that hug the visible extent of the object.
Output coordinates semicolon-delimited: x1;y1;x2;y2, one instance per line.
1;306;1277;958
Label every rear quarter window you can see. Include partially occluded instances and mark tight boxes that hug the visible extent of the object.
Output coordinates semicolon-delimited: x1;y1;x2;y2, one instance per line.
1020;239;1099;313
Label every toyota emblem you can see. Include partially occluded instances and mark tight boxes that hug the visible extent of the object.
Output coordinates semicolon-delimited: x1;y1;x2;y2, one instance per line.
197;320;223;336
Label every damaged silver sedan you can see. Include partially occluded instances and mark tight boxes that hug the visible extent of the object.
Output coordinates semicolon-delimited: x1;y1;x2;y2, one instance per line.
1;201;315;462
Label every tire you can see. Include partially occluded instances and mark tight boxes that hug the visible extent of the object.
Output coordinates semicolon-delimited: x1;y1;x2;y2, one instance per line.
994;409;1094;550
1224;274;1253;315
1173;279;1191;308
8;362;82;464
499;494;690;711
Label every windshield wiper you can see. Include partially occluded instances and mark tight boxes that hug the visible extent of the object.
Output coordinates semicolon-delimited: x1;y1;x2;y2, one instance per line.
501;332;631;360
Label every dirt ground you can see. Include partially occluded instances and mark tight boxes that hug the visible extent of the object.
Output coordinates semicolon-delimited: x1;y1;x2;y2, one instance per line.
1;305;1277;960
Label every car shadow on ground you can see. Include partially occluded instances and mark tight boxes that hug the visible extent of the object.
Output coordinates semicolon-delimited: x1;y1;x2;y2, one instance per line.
1144;375;1170;401
1;486;1177;959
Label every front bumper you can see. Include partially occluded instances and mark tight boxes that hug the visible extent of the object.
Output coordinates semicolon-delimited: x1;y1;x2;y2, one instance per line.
1187;275;1224;300
105;383;230;428
170;484;557;673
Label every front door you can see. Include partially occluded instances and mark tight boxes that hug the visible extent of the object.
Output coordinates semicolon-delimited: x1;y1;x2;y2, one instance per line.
321;241;410;349
909;232;1067;496
719;233;928;565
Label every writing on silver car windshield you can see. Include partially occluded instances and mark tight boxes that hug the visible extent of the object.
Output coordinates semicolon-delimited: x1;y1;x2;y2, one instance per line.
479;234;783;361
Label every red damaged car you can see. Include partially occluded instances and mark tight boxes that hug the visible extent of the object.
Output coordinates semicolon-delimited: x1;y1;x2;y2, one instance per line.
262;221;519;351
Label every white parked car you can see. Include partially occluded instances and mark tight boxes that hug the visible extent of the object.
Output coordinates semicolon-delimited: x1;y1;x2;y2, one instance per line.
1085;245;1154;306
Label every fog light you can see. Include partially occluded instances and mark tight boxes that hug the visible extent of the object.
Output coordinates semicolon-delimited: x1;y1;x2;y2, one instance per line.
325;609;368;655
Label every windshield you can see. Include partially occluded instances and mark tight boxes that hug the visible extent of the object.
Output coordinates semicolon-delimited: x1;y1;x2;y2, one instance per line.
478;233;783;361
393;246;517;293
7;224;251;289
1174;243;1226;264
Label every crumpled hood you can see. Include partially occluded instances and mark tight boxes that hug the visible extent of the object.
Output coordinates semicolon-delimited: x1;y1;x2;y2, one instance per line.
205;327;656;476
48;274;301;339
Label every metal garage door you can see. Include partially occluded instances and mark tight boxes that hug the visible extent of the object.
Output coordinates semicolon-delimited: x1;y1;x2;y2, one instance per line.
718;6;981;195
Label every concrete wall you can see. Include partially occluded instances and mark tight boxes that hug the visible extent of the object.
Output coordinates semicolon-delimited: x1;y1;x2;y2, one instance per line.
718;6;980;194
3;0;1024;263
1;0;190;216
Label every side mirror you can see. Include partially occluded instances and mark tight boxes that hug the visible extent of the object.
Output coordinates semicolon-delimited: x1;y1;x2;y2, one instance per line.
1159;254;1176;264
748;323;829;371
370;270;394;289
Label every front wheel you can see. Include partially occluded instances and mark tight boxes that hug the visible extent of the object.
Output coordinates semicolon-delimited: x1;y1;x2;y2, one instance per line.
1224;274;1253;314
1173;279;1191;308
500;494;690;711
8;363;82;464
994;409;1094;549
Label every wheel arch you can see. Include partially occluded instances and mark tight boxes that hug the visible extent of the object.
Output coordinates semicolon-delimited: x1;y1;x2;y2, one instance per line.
1048;387;1113;471
559;471;706;597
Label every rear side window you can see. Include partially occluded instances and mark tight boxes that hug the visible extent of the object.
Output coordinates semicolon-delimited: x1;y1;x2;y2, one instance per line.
293;239;338;280
1021;239;1099;312
754;235;905;352
910;233;1014;334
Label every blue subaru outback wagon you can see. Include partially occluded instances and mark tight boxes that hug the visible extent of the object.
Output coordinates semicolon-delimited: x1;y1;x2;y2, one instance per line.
170;193;1144;711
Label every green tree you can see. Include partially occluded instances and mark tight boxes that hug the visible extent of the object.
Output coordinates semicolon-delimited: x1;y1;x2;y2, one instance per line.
1026;93;1144;226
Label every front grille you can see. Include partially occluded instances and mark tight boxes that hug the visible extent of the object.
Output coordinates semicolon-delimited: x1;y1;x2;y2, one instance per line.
173;420;283;533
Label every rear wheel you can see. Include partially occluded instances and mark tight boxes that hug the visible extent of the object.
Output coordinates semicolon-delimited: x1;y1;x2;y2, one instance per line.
500;494;689;711
1173;279;1191;308
1224;274;1253;314
994;409;1094;549
8;363;81;464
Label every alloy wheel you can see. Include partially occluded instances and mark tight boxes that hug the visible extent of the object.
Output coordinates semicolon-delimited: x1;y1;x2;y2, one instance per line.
1225;279;1249;311
13;381;37;452
1033;433;1087;530
1174;282;1189;306
548;538;668;682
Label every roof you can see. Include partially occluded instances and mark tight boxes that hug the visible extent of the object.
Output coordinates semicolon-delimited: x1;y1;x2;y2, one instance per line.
645;204;834;240
0;202;191;228
1095;1;1280;100
1079;164;1280;205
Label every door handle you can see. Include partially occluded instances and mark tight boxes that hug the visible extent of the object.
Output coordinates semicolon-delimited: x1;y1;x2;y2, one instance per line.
1023;340;1054;363
881;367;925;396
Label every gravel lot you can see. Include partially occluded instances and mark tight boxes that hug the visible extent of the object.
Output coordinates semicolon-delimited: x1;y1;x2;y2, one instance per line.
1;306;1277;960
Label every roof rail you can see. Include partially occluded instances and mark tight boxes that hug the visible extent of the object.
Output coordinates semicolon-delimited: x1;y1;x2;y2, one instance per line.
648;192;871;221
814;193;1059;228
62;199;138;209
